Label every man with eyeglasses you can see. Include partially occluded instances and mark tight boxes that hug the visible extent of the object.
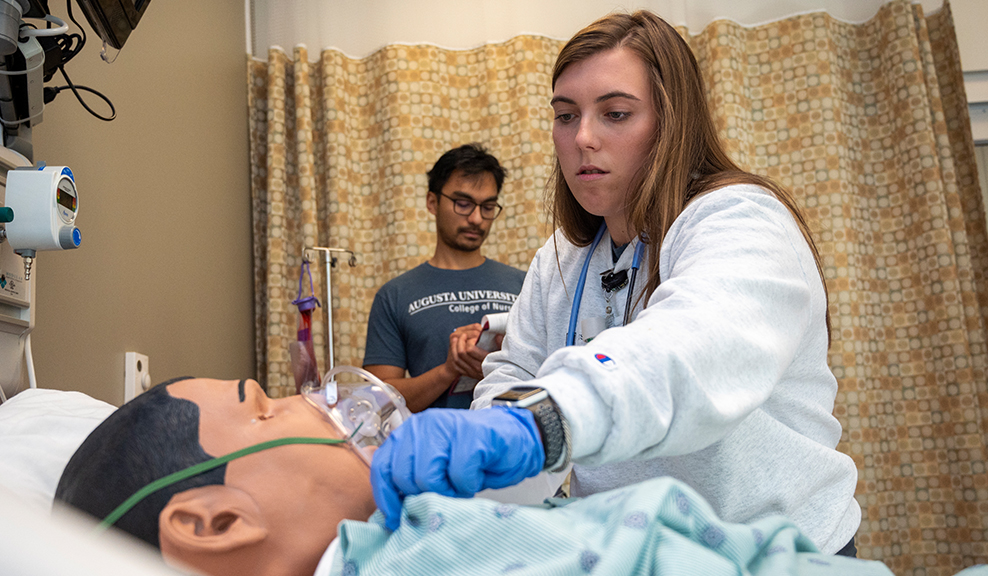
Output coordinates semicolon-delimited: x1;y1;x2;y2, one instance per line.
363;144;527;412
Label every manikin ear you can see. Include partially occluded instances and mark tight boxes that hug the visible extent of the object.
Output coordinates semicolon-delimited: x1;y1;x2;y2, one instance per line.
426;191;438;216
159;485;268;555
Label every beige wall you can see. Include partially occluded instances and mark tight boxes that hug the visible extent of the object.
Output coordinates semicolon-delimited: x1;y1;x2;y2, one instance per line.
30;0;254;405
954;0;988;215
955;0;988;144
954;0;987;72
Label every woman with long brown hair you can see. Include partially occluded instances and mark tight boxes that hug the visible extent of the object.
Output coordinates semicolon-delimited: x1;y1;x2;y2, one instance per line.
371;10;860;557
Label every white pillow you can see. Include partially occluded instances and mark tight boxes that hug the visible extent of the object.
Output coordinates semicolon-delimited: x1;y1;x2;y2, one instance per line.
0;388;116;511
0;484;192;576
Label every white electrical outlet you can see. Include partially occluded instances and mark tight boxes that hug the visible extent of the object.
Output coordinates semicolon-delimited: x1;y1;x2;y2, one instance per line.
124;352;151;403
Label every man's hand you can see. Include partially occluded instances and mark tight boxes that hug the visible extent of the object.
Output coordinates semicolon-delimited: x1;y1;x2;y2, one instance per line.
370;407;545;531
445;323;488;380
364;323;499;412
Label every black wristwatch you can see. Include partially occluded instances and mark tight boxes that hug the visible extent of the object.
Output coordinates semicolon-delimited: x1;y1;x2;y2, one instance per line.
492;386;571;472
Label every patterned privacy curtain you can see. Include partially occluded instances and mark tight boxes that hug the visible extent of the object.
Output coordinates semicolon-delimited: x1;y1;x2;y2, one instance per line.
247;1;986;573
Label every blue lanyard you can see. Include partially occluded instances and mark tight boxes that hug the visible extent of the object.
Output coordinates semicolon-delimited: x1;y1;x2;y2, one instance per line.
565;223;646;346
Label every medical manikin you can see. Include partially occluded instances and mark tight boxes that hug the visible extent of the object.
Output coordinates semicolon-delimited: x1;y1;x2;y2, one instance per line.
52;368;901;576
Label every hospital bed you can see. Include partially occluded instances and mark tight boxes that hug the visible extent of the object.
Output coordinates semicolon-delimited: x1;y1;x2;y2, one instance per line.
4;386;987;576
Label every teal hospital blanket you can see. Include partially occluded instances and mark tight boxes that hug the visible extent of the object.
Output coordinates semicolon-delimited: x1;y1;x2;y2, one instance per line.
332;477;902;576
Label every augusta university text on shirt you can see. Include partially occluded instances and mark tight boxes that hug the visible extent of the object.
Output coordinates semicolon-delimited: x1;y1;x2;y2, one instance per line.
407;290;518;316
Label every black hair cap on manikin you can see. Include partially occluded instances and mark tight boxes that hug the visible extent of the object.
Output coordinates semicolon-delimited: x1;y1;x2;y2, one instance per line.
54;377;226;548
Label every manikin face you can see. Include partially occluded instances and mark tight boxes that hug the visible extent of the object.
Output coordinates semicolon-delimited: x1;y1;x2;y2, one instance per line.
166;379;376;574
551;47;658;244
427;170;499;253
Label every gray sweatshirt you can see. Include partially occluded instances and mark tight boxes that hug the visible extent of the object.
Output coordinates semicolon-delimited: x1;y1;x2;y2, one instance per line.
473;185;860;554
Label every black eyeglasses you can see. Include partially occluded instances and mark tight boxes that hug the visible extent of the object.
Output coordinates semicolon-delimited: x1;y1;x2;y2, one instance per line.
437;192;503;220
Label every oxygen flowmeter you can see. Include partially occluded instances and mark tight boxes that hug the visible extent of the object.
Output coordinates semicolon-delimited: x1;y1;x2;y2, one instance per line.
0;165;81;280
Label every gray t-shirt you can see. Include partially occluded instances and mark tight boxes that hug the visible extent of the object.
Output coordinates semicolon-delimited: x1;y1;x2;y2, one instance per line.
363;259;526;408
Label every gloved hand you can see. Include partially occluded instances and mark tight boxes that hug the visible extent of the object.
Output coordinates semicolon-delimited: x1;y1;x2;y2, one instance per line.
370;406;545;531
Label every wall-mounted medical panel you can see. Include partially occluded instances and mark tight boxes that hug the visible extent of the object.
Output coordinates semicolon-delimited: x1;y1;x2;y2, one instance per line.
0;147;34;401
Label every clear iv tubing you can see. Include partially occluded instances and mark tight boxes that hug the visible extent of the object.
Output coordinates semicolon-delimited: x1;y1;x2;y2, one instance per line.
0;58;45;128
0;60;43;76
24;333;36;389
321;365;390;398
19;15;68;37
0;110;43;127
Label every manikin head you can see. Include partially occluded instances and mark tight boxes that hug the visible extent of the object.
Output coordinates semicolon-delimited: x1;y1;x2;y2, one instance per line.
55;378;376;576
425;143;506;254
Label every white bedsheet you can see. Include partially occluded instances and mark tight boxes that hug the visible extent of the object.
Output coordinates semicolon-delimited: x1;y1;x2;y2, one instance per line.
0;484;196;575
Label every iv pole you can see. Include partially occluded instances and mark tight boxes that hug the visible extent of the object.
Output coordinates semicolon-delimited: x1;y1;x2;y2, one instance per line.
302;246;356;372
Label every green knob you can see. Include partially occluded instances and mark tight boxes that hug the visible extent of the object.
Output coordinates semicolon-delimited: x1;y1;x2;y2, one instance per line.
0;207;12;223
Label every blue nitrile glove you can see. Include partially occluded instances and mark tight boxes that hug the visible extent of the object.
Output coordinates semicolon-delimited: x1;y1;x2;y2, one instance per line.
370;406;545;531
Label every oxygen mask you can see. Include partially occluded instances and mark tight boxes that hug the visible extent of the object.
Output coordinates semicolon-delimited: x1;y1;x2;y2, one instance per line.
301;365;411;467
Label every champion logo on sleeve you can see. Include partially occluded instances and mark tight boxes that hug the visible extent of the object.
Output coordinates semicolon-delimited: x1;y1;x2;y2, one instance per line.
594;353;616;368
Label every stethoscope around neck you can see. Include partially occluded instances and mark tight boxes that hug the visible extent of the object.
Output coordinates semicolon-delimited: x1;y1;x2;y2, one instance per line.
566;222;647;346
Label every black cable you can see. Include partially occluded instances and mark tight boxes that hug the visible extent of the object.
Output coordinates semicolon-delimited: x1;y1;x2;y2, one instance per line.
65;0;86;52
5;0;117;121
623;266;639;327
55;32;83;64
45;0;115;121
53;0;85;66
51;65;115;121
